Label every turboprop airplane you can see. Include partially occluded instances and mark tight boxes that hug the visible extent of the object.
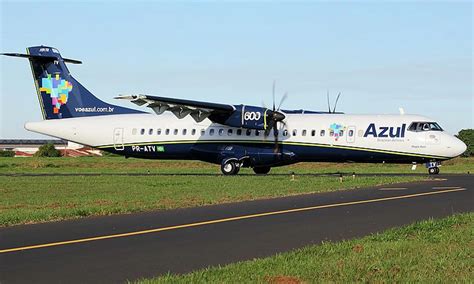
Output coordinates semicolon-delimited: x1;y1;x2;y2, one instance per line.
2;46;467;175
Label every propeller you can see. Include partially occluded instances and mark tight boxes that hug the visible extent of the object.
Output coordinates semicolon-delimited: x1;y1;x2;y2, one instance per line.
264;81;287;153
327;90;331;113
332;92;341;113
326;91;342;113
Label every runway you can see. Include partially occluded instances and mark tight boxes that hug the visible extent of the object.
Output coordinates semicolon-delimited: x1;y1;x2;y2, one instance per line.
0;174;472;283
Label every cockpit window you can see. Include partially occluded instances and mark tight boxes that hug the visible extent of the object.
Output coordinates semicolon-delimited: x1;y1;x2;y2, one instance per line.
429;122;443;131
408;122;443;132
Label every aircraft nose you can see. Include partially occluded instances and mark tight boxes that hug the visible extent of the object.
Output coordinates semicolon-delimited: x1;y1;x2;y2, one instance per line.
450;136;467;157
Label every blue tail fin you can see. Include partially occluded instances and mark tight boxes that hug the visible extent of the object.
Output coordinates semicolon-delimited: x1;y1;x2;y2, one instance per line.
3;46;142;119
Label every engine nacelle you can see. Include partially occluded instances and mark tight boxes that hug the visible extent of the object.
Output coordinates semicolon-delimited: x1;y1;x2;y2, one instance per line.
223;105;268;130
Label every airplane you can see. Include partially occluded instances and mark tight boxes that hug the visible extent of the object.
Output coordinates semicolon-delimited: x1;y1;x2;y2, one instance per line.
2;46;467;175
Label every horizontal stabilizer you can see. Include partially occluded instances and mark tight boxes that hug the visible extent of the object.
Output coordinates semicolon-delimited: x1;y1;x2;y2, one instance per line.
1;53;82;64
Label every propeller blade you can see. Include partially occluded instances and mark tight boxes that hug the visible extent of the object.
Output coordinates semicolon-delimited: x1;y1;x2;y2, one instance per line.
277;92;288;111
272;80;276;111
333;92;341;113
327;90;331;113
273;120;288;154
273;121;279;153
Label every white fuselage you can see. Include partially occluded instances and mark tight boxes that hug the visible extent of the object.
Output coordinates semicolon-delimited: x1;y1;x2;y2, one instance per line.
25;112;466;164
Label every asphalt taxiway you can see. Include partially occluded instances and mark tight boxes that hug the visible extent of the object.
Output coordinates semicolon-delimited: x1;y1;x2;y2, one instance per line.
0;174;472;283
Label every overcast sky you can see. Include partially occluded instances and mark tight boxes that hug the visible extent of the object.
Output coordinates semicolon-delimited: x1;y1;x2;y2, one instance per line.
1;1;472;138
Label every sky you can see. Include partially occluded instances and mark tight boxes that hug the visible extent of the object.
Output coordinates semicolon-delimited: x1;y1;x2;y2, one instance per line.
0;0;472;138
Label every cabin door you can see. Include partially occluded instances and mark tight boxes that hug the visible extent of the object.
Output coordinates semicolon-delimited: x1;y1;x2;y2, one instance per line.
346;126;356;143
113;128;125;151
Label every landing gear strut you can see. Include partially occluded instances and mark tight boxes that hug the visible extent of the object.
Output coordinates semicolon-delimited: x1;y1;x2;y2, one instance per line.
221;159;240;175
428;167;439;175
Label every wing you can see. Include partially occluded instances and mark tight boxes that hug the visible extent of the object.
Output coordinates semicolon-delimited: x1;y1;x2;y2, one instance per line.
115;94;236;122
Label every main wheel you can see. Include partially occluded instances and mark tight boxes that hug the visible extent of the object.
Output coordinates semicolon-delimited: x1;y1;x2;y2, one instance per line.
253;166;271;175
428;167;439;175
221;160;240;175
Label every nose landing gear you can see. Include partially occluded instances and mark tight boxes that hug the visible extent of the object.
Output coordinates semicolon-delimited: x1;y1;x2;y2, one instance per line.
428;167;439;175
426;161;441;175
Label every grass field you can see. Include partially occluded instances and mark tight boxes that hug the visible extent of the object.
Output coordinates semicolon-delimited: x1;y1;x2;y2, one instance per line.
140;213;473;283
0;157;471;226
0;156;472;175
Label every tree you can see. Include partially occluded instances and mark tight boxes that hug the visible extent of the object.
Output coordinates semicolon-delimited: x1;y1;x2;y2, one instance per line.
34;143;62;157
0;150;15;157
456;129;473;157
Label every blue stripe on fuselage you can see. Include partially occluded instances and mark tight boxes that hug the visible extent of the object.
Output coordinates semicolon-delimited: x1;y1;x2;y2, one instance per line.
101;141;446;165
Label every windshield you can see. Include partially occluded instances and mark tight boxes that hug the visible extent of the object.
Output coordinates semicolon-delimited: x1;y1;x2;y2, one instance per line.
408;122;443;132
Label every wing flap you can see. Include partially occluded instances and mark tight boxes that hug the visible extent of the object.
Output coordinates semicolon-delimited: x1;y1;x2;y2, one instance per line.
115;94;234;122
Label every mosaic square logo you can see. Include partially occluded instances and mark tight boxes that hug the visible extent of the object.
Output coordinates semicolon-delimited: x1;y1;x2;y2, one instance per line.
39;74;73;114
328;123;346;141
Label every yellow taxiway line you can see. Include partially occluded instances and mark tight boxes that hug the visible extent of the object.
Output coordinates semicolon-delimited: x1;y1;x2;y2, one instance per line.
0;187;466;254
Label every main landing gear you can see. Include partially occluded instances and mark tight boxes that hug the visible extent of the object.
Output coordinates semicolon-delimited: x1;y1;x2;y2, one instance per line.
221;159;240;175
253;166;271;175
220;159;272;175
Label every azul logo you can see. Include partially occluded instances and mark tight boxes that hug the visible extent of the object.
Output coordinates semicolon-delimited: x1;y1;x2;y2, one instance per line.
39;74;73;115
328;123;345;141
364;124;406;138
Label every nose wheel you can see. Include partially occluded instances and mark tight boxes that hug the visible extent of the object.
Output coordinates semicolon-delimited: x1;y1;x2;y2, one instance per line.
221;159;240;175
428;167;439;175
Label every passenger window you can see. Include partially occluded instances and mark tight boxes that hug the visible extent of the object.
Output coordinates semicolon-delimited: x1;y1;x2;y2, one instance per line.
219;129;224;136
246;129;252;136
201;129;206;136
311;130;316;136
157;129;162;135
320;130;325;137
192;129;196;135
292;129;297;136
210;129;215;136
330;130;334;137
339;130;344;136
237;129;242;136
165;129;170;135
182;129;187;135
283;130;288;136
148;129;153;135
228;129;233;136
358;130;364;137
174;129;178;135
140;129;145;135
348;130;354;137
302;130;307;136
255;130;260;136
132;128;137;135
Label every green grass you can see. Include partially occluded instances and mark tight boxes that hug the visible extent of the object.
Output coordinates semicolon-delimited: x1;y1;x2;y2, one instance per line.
0;156;471;226
0;156;472;174
139;213;474;283
0;174;423;227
